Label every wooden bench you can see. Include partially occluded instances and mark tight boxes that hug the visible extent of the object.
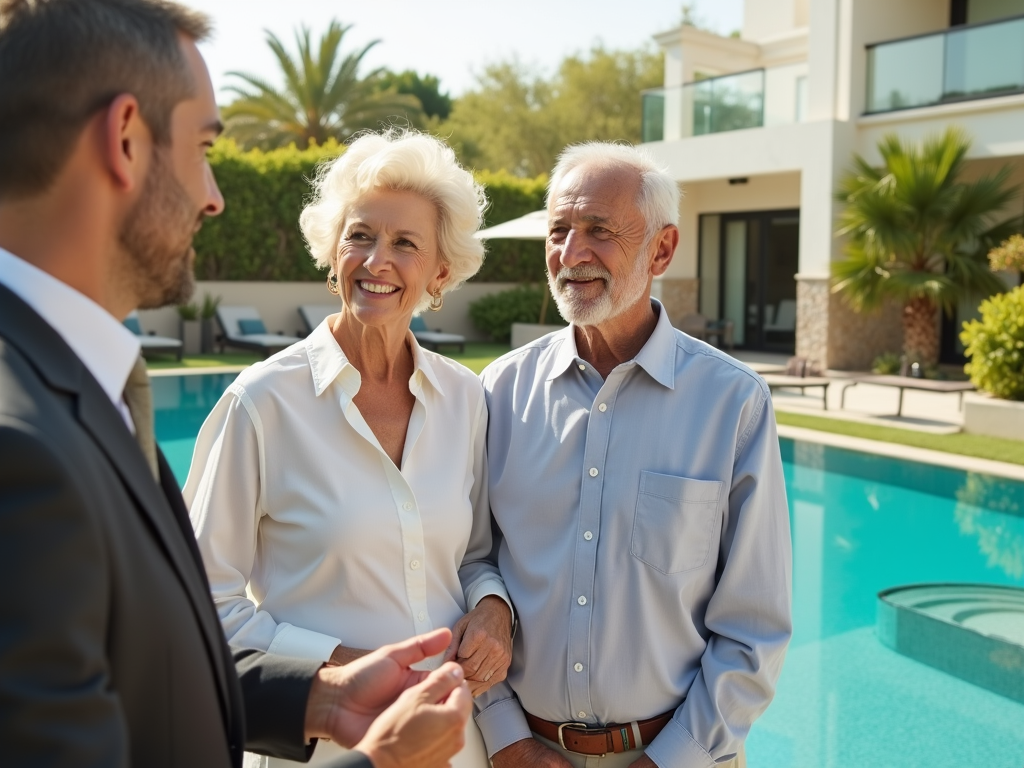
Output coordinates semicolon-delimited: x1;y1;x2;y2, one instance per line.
838;375;975;416
761;374;832;410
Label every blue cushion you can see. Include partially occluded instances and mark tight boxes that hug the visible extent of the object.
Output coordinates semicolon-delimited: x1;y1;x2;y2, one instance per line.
410;316;429;332
237;318;266;335
122;316;142;335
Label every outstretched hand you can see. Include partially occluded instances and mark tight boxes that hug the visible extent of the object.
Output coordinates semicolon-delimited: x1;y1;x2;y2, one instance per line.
491;738;574;768
305;627;459;746
443;595;513;696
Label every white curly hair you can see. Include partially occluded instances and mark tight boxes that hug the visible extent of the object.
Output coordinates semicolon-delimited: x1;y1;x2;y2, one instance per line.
300;128;487;313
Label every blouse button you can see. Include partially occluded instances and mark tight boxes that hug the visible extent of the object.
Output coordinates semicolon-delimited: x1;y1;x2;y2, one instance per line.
403;502;413;511
410;560;421;570
418;611;426;622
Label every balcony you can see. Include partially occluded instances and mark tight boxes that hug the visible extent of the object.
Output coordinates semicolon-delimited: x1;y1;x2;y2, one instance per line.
642;64;807;143
866;15;1024;114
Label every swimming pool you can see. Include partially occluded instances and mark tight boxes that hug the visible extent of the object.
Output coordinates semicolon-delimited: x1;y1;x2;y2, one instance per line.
154;372;1024;767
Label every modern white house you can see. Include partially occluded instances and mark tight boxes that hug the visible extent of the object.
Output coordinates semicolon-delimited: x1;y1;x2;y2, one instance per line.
644;0;1024;369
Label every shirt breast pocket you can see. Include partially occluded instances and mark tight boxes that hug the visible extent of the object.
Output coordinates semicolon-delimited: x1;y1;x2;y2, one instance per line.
631;471;723;575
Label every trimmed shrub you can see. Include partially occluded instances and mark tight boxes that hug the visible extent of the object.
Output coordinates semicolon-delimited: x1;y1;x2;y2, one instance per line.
961;285;1024;401
469;285;565;343
196;140;548;283
194;139;344;281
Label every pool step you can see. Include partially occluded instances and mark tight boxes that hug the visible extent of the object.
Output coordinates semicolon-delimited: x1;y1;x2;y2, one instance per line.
877;583;1024;704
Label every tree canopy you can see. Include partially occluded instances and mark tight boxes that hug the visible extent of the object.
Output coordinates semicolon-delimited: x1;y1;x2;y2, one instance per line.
222;21;421;149
438;45;664;176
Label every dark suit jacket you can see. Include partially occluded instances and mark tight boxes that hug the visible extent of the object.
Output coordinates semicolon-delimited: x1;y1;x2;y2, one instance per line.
0;285;371;768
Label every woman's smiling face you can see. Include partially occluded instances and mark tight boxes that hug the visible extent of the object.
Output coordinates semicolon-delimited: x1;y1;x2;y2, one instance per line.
335;188;448;330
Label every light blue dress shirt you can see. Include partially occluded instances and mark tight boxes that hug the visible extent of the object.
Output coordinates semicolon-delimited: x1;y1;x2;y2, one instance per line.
475;301;792;768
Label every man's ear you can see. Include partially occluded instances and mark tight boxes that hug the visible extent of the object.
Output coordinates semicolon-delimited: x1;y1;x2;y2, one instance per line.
650;225;679;277
103;93;151;194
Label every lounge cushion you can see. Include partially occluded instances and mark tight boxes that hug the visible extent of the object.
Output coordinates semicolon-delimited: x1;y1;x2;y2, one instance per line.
122;315;143;335
238;318;267;335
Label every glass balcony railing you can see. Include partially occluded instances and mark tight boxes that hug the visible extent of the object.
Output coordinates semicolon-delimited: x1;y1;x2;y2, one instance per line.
866;15;1024;113
642;69;765;143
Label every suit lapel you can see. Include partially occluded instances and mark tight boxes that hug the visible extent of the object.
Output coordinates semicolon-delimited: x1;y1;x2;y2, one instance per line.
0;285;237;737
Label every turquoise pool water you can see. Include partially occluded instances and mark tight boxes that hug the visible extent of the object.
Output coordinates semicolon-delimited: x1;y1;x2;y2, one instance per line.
154;373;1024;767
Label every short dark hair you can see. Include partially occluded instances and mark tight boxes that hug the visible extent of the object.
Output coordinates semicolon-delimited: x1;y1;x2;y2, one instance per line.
0;0;212;199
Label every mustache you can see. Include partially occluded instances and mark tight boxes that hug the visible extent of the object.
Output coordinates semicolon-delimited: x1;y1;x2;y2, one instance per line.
552;265;612;284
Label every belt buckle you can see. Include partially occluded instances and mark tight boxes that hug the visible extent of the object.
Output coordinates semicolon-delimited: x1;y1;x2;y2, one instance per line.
558;721;601;756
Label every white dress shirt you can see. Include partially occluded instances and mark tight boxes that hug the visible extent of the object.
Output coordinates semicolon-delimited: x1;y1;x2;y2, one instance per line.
185;319;509;767
475;301;792;768
0;247;140;430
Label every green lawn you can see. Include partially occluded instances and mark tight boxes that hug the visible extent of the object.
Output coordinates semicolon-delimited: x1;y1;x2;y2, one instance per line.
776;410;1024;466
439;343;510;374
146;353;261;370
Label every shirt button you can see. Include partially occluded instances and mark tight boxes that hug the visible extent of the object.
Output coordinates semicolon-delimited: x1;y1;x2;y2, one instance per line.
577;596;587;605
598;403;607;412
583;531;593;541
589;468;599;477
578;711;587;718
574;662;584;672
410;560;420;570
578;364;586;371
418;611;426;621
403;502;413;511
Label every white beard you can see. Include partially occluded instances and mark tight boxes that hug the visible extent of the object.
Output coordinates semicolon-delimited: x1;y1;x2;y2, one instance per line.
548;241;652;327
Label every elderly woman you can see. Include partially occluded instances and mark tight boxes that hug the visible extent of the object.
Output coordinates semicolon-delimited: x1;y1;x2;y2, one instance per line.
184;130;512;768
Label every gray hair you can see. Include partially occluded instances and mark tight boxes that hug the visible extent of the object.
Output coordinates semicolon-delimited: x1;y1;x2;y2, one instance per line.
300;128;487;313
547;142;680;241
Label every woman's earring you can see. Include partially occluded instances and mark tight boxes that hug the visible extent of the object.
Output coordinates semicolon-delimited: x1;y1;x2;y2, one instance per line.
326;270;340;295
428;289;444;312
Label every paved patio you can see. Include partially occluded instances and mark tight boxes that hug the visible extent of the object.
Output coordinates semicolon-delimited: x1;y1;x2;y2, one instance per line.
729;352;966;434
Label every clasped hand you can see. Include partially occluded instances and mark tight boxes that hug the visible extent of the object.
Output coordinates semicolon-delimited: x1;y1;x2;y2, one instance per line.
443;595;513;696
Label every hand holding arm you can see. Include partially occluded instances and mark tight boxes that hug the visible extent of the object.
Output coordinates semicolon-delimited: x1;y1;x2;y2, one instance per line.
442;595;512;696
491;738;574;768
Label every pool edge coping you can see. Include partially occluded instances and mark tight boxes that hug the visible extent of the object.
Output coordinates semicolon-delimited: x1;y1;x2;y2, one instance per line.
148;365;249;378
776;424;1024;482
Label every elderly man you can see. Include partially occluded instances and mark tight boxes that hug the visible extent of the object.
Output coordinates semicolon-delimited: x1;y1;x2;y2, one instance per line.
475;143;792;768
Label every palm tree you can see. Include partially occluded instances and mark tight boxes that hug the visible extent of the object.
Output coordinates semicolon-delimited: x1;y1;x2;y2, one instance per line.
833;127;1020;367
222;21;421;149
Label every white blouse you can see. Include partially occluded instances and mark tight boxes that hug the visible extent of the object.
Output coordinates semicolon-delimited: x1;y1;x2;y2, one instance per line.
184;319;509;666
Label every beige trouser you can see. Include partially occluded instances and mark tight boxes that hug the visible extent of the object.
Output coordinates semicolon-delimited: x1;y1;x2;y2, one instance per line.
533;732;746;768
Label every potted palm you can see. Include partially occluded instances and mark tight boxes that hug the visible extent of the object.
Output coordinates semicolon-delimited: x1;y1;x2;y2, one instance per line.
832;127;1020;369
178;302;200;355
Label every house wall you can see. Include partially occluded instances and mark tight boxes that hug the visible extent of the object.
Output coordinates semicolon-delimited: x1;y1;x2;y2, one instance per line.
135;281;520;343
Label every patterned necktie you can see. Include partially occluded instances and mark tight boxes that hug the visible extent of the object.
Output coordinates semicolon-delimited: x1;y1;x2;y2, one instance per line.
123;355;159;481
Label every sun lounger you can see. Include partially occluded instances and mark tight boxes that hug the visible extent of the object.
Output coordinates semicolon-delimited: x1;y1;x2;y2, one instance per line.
123;311;182;360
298;304;339;335
761;374;831;410
215;306;302;358
839;374;975;416
410;315;465;352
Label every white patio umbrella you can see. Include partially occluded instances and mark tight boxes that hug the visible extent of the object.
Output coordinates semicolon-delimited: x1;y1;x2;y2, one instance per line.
474;209;547;240
474;209;554;324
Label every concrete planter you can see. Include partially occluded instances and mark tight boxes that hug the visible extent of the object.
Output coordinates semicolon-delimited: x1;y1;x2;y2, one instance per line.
180;319;201;356
511;323;564;349
963;392;1024;441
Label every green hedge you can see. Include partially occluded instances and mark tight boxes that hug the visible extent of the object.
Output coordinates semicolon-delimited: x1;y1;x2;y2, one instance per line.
469;285;566;343
196;140;548;283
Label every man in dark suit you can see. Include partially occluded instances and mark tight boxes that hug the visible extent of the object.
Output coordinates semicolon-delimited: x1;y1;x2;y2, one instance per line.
0;1;471;766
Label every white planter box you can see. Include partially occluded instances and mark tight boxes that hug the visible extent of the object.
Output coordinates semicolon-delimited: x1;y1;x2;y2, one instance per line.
511;323;565;349
180;319;201;356
963;392;1024;442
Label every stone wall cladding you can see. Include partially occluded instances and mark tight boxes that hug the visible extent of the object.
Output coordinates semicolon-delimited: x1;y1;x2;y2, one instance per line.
659;278;699;326
828;292;904;371
796;278;830;368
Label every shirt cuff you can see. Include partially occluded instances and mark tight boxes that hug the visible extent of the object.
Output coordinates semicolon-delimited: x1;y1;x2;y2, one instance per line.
466;578;514;623
645;720;716;768
474;696;532;757
267;623;342;662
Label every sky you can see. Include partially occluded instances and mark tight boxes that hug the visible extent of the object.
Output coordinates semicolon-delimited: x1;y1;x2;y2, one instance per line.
188;0;745;102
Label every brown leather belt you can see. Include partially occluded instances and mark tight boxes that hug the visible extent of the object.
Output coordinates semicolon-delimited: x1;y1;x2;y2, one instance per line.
525;710;674;756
